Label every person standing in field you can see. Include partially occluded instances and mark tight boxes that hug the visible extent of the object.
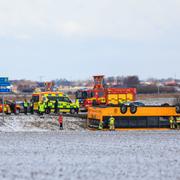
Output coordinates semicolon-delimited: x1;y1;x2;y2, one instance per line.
30;99;34;114
58;114;63;130
38;101;46;116
109;116;115;131
169;116;175;129
23;99;29;115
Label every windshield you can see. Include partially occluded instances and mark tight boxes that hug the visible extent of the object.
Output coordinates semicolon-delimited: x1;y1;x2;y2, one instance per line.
76;91;93;99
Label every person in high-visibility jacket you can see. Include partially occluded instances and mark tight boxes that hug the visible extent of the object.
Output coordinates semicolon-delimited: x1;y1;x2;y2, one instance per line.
46;100;53;114
54;100;58;114
23;99;29;115
98;120;103;130
38;101;46;115
176;116;180;130
109;116;115;131
30;99;34;114
169;116;175;129
75;99;80;108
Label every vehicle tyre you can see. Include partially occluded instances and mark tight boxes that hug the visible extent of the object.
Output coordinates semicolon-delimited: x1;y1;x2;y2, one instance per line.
70;108;76;114
130;105;137;114
161;103;170;107
120;104;128;114
46;109;50;114
5;111;11;115
76;108;79;114
175;104;180;113
16;108;20;114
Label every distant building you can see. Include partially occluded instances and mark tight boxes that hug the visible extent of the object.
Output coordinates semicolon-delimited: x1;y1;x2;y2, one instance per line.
164;80;177;86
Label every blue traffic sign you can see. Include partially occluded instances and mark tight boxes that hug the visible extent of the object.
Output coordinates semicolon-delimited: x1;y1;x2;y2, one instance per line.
0;82;11;86
0;89;11;93
0;77;8;83
0;77;11;93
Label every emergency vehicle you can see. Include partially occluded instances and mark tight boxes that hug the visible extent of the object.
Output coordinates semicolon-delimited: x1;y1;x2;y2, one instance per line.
5;100;22;114
32;91;79;114
75;75;136;111
0;99;11;114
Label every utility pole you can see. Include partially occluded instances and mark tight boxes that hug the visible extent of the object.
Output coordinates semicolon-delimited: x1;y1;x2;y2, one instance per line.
0;77;11;122
2;95;4;122
157;82;160;96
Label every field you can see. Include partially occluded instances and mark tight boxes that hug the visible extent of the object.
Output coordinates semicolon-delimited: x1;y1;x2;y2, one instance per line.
0;114;180;180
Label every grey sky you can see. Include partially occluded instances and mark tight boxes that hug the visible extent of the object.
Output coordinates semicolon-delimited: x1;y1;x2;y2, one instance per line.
0;0;180;81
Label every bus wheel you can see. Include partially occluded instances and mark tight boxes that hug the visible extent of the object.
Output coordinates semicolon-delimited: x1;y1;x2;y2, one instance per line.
16;108;20;115
161;103;170;107
130;105;137;114
120;104;128;114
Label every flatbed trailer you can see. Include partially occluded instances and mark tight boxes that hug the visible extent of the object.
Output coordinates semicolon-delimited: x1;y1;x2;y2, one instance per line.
88;105;180;128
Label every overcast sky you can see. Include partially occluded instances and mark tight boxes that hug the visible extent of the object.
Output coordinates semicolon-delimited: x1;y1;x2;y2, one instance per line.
0;0;180;81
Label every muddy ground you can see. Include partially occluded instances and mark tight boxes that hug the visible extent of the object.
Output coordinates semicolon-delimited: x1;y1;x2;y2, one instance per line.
0;115;180;180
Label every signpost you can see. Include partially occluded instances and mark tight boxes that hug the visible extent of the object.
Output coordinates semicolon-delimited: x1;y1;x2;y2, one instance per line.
0;77;11;121
0;77;8;82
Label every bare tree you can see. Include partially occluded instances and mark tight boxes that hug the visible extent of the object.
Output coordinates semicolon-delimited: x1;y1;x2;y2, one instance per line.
123;76;140;88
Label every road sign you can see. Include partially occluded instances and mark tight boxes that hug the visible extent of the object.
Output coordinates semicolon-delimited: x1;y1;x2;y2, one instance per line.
0;77;8;83
0;89;11;93
0;82;11;86
0;77;11;93
0;77;10;122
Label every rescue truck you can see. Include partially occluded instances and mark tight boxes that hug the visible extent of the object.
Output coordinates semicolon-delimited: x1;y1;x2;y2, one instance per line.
75;75;136;111
32;91;79;114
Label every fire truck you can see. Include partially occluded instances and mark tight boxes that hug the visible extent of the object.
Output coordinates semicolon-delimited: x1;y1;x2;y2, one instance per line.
75;75;136;111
